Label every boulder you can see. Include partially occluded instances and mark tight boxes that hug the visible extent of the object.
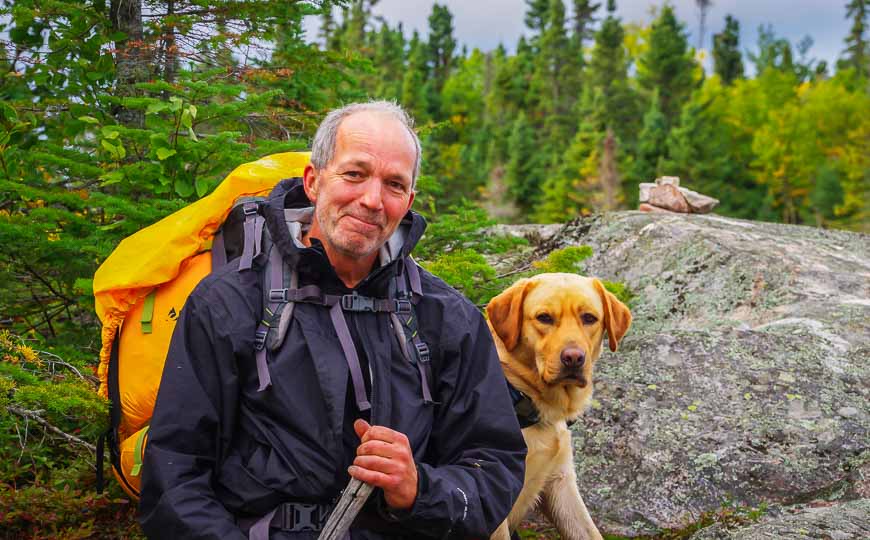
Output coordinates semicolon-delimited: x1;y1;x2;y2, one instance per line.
499;212;869;537
689;499;870;539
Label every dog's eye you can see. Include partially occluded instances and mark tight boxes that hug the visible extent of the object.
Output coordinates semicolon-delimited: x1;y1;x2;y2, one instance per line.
581;313;598;325
535;313;554;325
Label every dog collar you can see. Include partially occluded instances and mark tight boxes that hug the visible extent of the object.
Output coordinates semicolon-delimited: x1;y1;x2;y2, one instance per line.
506;380;541;428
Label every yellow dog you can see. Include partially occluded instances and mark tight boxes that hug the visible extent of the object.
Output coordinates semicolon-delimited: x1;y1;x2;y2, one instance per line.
487;273;632;540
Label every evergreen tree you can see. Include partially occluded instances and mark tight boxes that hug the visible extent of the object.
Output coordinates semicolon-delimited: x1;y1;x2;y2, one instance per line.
587;0;639;143
525;0;552;44
637;4;698;128
505;112;545;211
840;0;869;78
662;96;748;212
748;24;796;76
569;0;601;71
531;0;577;162
373;22;406;101
572;0;601;46
695;0;713;52
629;92;669;204
401;31;430;122
537;89;603;221
713;15;744;84
319;6;337;49
427;3;457;118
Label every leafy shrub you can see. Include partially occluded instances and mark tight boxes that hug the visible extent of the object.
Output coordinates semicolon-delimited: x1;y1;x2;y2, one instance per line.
0;331;140;539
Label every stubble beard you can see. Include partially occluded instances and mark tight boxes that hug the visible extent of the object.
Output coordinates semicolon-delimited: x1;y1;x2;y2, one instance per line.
316;205;385;260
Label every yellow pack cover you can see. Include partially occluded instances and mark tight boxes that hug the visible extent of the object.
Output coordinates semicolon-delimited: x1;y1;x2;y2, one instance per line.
93;152;310;399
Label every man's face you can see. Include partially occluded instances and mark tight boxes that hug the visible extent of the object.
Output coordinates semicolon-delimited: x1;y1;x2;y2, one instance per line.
303;111;416;262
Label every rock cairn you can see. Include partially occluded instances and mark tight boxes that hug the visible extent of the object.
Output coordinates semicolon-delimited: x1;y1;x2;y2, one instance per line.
639;176;719;214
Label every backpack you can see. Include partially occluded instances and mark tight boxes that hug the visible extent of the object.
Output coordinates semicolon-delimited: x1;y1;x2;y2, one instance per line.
92;153;433;500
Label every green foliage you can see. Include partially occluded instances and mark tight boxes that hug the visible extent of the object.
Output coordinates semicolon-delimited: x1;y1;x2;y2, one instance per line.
0;331;143;538
628;93;669;204
416;201;525;306
532;245;594;272
530;246;634;305
713;15;745;84
505;112;546;212
637;4;699;128
416;200;526;261
426;4;458;118
424;250;500;306
840;0;870;78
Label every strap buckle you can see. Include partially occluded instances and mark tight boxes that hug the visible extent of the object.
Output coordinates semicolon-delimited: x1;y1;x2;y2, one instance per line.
341;293;375;312
254;329;268;351
414;341;430;363
269;288;289;302
282;503;323;532
243;202;258;216
395;299;412;314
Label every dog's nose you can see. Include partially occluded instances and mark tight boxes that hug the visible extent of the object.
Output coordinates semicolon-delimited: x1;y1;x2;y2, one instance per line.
560;347;585;368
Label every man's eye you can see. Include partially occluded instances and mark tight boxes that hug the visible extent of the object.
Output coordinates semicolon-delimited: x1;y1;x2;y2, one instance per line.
345;170;362;178
581;313;598;325
535;313;554;325
389;181;407;191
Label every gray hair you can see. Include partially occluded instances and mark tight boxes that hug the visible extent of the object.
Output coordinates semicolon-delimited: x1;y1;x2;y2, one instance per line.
310;100;422;187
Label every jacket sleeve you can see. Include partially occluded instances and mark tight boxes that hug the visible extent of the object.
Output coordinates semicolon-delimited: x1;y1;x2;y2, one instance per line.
390;303;527;538
138;289;247;540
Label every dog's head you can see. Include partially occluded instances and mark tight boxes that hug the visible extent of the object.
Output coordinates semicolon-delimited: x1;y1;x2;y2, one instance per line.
486;273;632;388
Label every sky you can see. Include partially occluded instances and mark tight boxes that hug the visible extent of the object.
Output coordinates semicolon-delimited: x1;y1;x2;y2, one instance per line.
303;0;854;72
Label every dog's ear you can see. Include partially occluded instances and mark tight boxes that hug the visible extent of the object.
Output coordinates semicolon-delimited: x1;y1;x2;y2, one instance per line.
593;279;632;352
486;278;534;351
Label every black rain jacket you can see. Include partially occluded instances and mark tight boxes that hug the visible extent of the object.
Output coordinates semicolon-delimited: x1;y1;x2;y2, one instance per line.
138;179;527;539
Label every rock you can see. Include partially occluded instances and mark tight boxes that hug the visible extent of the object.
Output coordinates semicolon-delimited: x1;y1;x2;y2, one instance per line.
682;187;719;213
647;183;691;213
639;203;680;214
638;183;656;203
689;499;870;539
639;177;720;214
499;212;870;537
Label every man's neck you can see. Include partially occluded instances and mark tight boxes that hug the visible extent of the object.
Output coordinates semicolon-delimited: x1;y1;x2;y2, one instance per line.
328;249;377;289
301;231;377;289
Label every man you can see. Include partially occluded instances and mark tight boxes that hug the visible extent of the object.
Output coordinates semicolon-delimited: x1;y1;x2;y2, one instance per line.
139;101;527;539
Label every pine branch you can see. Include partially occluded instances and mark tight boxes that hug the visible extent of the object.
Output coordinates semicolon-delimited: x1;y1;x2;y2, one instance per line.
36;348;98;386
6;405;96;453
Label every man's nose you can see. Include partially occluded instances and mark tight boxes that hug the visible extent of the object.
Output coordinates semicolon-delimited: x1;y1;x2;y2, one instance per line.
358;178;384;210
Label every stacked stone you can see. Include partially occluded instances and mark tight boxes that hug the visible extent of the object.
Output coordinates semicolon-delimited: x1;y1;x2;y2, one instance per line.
638;176;719;214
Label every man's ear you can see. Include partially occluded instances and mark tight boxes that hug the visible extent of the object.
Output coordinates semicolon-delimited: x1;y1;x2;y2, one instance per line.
302;164;318;203
593;279;632;352
486;278;534;351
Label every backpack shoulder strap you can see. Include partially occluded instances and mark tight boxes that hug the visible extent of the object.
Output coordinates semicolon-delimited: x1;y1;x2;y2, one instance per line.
390;256;435;405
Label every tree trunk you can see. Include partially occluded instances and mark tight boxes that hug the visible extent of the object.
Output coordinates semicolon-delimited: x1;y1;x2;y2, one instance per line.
163;0;178;83
600;127;620;211
110;0;147;128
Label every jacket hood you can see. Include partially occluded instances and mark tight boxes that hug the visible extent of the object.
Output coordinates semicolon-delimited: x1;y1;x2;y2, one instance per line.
263;177;427;275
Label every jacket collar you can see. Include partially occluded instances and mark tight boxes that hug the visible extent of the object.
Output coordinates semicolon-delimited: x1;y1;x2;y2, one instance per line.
263;178;427;290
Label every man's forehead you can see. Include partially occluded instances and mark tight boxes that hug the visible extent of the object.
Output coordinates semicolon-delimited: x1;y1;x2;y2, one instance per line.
333;112;416;172
337;112;415;149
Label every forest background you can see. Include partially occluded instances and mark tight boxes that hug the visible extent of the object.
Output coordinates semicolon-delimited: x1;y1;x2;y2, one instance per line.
0;0;868;537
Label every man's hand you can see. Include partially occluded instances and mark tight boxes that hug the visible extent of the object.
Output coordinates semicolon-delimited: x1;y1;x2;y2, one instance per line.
349;419;418;510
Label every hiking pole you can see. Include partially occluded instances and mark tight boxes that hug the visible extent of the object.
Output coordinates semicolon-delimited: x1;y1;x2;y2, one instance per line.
318;477;374;540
